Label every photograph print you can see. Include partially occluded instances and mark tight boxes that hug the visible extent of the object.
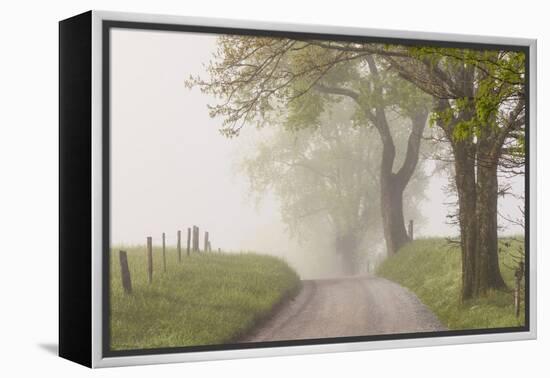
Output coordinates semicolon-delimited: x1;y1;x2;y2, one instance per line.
105;23;528;354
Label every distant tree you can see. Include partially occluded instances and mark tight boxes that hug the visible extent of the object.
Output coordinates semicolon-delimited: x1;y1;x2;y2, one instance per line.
187;37;432;256
242;102;428;274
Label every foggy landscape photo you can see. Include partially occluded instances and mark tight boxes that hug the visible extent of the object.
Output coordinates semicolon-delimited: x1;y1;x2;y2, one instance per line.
107;27;527;352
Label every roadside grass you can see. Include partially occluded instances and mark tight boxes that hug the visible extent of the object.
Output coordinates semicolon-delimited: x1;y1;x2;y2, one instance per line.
110;246;300;350
377;238;525;330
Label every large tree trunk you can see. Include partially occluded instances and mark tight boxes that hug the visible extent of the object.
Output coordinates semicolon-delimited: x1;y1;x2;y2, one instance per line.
378;110;428;256
450;119;507;300
380;173;410;256
476;135;507;294
452;141;478;300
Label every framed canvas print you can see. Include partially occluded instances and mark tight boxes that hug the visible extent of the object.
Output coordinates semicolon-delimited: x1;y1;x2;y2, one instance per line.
59;10;537;368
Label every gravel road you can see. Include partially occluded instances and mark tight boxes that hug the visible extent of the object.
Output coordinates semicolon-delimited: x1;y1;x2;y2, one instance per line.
242;275;446;342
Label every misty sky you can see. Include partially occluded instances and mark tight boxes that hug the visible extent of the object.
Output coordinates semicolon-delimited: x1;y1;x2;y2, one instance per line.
110;29;524;266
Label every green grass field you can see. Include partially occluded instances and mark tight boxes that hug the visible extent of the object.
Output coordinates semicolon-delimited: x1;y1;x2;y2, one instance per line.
110;246;300;350
377;238;525;330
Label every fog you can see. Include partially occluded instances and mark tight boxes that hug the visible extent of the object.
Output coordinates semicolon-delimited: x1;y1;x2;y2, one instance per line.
111;29;524;278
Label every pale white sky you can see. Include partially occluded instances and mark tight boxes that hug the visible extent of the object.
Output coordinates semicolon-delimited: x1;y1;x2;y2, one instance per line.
110;29;524;266
111;29;291;254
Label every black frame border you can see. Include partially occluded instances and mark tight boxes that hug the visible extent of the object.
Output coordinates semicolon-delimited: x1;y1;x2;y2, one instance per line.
101;19;531;358
59;11;93;367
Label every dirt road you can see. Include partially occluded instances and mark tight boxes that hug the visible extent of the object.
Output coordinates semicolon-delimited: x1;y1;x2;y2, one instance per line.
242;275;446;342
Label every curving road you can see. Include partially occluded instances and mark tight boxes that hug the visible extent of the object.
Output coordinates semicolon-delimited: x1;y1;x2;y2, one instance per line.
242;275;446;342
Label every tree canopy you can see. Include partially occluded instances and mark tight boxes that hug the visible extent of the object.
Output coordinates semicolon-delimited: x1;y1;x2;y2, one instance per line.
187;34;526;298
242;100;428;273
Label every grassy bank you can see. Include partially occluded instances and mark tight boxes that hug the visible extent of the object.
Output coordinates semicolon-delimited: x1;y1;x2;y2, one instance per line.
377;238;525;330
110;246;300;350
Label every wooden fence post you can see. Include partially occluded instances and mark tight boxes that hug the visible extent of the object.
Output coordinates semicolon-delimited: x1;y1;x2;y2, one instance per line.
195;226;200;252
192;226;196;252
408;220;414;241
191;226;195;252
146;236;153;284
204;231;209;253
194;226;197;252
187;227;191;256
177;230;182;263
515;261;524;318
162;232;167;273
119;250;132;294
